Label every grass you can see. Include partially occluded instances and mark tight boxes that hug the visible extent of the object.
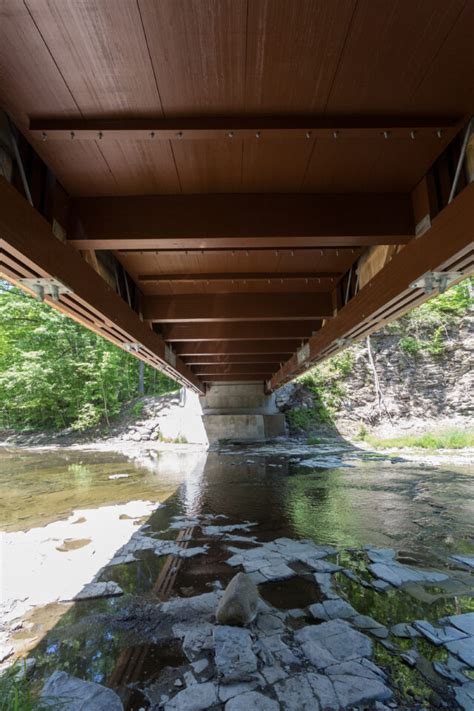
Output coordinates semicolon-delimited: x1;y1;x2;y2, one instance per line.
358;428;474;450
0;661;64;711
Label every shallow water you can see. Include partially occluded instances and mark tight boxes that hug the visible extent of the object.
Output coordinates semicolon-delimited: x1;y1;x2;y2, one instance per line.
2;442;474;707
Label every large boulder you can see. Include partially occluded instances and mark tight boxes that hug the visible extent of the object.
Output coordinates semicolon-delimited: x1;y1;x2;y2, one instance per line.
41;671;123;710
216;572;259;626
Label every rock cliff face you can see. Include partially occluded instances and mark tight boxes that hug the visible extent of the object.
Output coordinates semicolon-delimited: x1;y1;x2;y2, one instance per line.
277;312;473;437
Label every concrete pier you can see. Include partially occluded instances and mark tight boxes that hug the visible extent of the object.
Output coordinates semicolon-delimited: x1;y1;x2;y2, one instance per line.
200;382;287;444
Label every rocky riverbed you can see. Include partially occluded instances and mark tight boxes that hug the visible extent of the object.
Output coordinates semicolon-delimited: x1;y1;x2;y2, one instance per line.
1;440;474;709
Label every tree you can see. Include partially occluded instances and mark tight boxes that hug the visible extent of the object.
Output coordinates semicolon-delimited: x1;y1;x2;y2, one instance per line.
0;281;177;431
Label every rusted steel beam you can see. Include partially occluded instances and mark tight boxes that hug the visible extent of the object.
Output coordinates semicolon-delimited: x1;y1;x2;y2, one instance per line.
174;341;300;356
0;177;204;393
161;321;321;342
268;183;474;391
70;193;414;250
143;292;334;323
30;115;459;142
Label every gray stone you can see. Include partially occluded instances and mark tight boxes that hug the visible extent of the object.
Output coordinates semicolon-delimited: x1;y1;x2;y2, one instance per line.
365;548;396;563
371;579;391;592
218;680;259;702
446;637;474;667
305;559;342;573
390;622;419;638
176;623;215;661
203;523;256;536
248;571;267;585
73;581;123;601
216;572;259;626
164;682;219;711
274;674;320;710
351;614;388;638
454;682;474;711
162;592;220;621
260;562;295;581
296;620;372;666
331;673;392;707
255;612;285;636
447;612;474;636
413;620;468;646
41;671;123;710
306;672;339;710
314;572;339;599
326;660;384;681
368;561;447;587
191;659;209;674
261;663;287;685
400;650;418;667
309;599;356;621
225;691;280;711
214;626;258;682
450;555;474;569
257;634;299;666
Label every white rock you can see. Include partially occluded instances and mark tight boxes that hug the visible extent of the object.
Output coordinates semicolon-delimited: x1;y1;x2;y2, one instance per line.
72;581;123;601
214;626;258;682
225;691;280;710
164;682;218;711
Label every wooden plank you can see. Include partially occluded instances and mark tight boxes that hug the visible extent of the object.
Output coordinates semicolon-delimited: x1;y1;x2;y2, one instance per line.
71;193;414;250
137;0;247;114
143;292;334;322
269;182;474;390
25;0;162;116
161;321;321;342
245;0;356;113
0;178;203;393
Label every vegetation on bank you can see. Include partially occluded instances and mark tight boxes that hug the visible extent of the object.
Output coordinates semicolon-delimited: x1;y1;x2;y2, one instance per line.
356;428;474;451
0;282;177;432
287;278;473;434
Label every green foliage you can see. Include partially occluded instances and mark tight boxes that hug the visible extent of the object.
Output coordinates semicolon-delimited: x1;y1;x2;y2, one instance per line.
364;429;474;450
327;349;354;377
130;400;146;418
0;661;63;711
0;282;177;432
306;435;321;445
398;336;423;357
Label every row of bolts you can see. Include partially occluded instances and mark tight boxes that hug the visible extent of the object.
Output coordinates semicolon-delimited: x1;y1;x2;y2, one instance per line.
41;129;445;141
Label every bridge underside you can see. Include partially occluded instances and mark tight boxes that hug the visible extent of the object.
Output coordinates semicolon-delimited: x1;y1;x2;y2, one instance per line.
1;1;473;395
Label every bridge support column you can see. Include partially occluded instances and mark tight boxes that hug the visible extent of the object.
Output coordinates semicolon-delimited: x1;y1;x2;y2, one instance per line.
200;382;287;444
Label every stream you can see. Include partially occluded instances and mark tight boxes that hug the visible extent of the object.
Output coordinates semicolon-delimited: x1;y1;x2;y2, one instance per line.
1;441;473;709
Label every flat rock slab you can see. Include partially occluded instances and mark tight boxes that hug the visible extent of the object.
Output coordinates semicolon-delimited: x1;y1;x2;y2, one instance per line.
73;581;123;601
164;682;219;711
413;620;468;646
309;599;356;621
225;690;280;710
274;673;321;710
331;673;392;707
41;671;123;710
368;561;448;587
162;592;221;622
447;613;474;636
446;637;474;667
450;555;474;569
214;626;258;682
455;681;474;711
296;619;372;667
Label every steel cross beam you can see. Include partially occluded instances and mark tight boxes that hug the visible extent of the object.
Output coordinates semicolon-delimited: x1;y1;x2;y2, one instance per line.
160;322;321;342
0;177;204;393
30;115;460;142
268;183;474;391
